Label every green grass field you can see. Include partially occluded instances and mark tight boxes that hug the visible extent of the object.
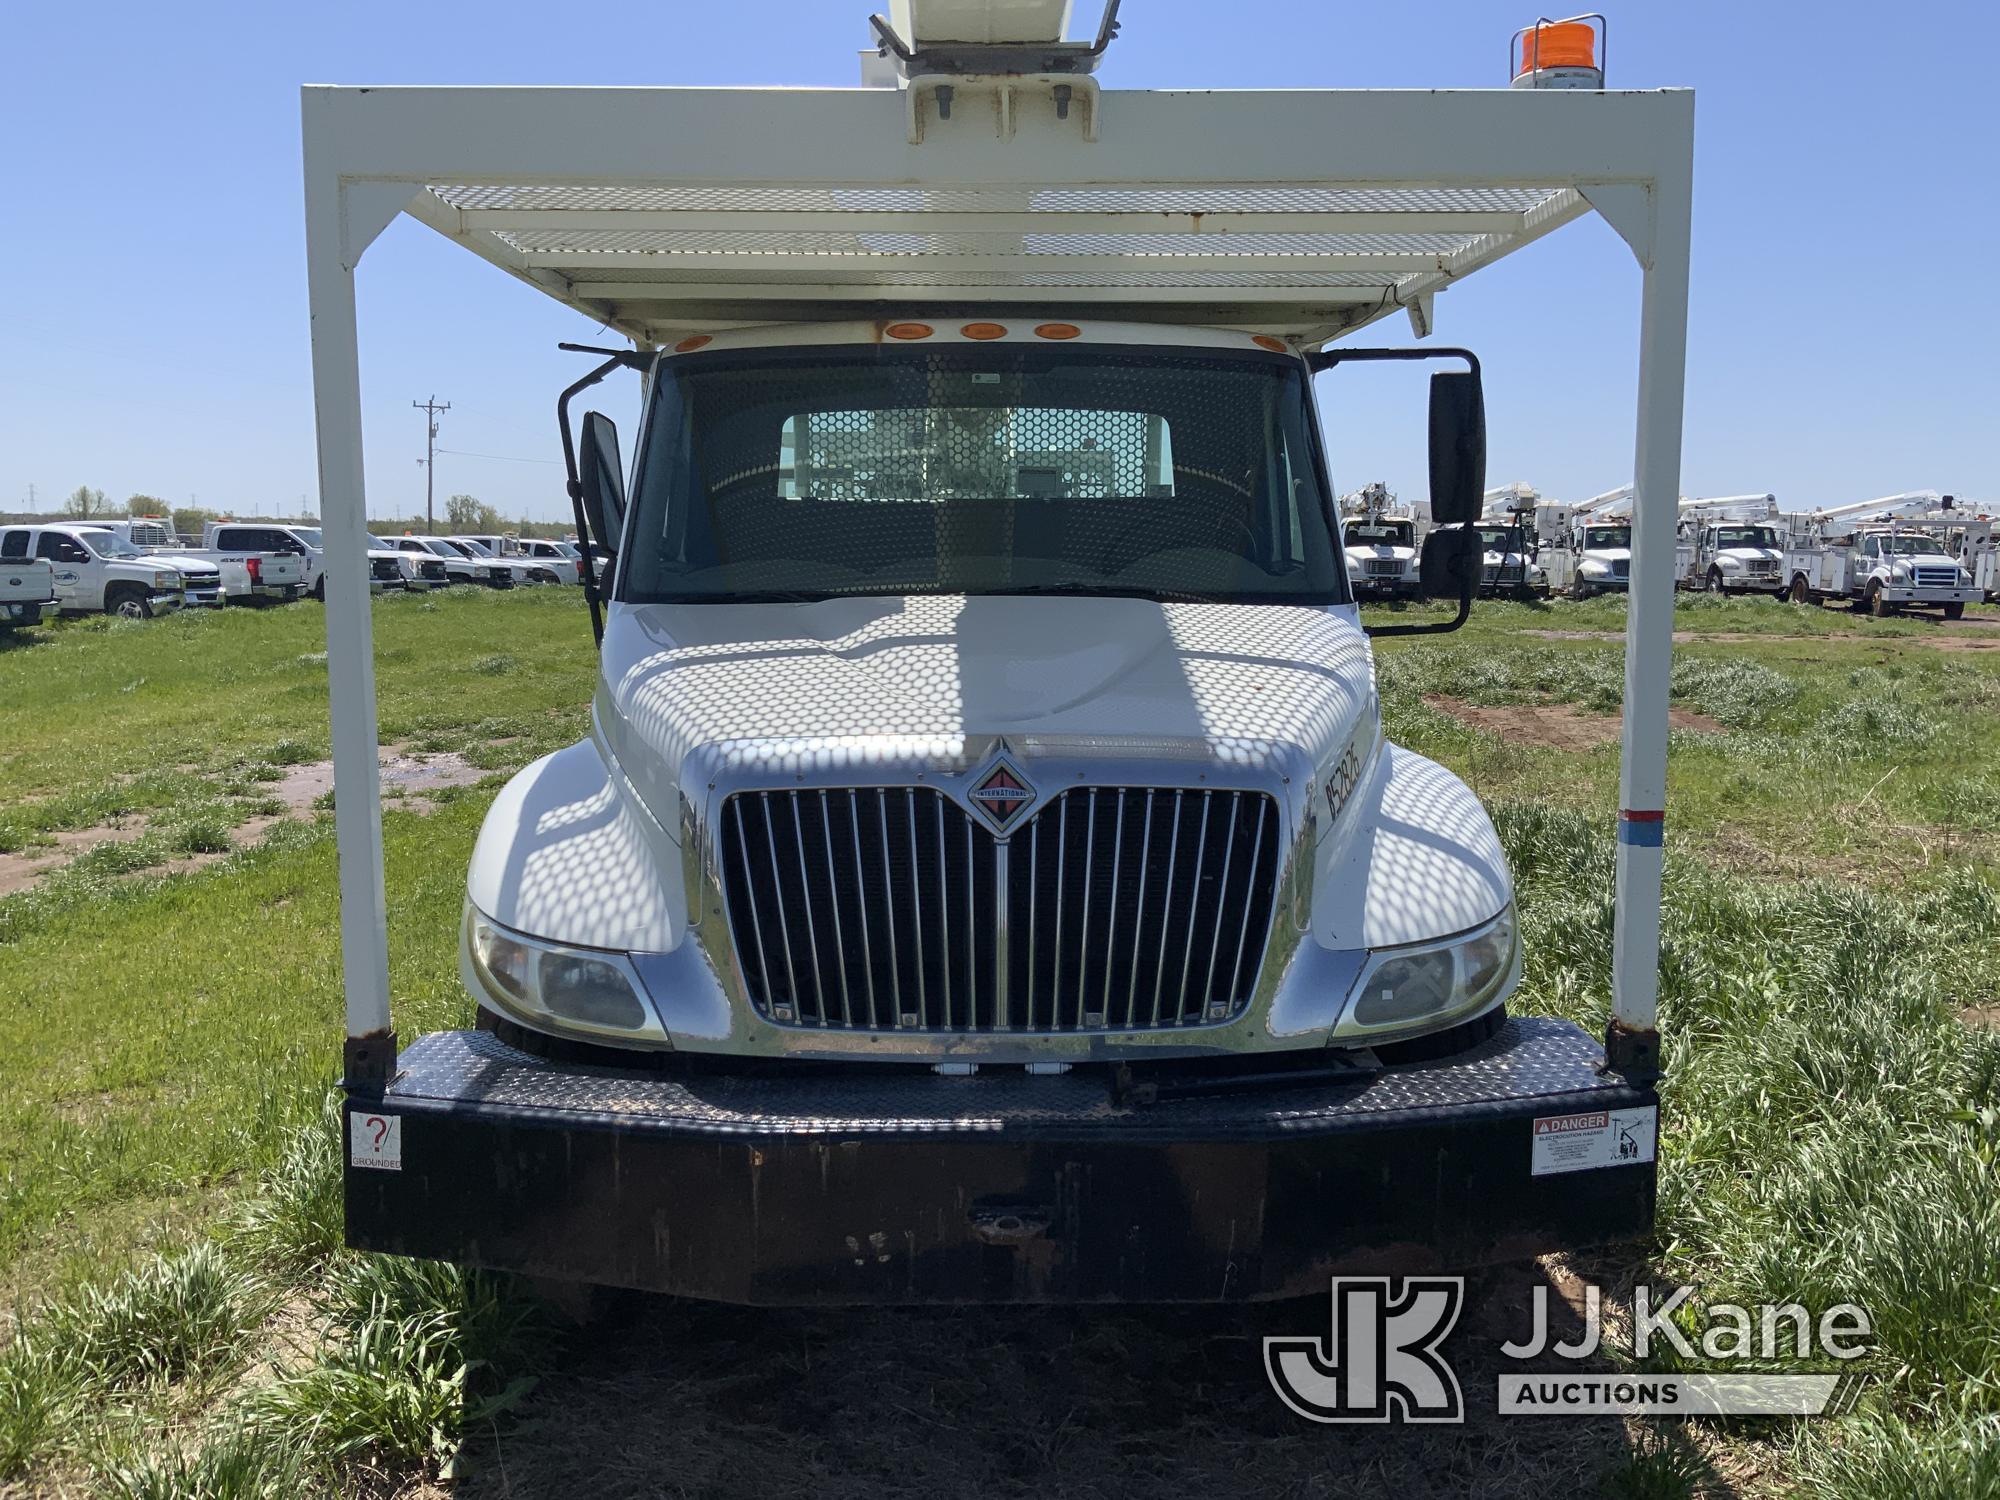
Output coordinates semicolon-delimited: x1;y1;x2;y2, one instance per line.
1;588;1997;1497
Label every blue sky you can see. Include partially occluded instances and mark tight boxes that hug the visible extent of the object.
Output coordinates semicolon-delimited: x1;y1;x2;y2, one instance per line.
2;0;1994;523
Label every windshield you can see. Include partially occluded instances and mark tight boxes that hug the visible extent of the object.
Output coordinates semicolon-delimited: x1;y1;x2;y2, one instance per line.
288;528;322;548
1585;526;1631;550
1343;521;1414;550
1713;525;1777;548
78;530;145;559
1878;534;1946;556
1475;527;1521;551
552;541;580;559
453;539;496;557
623;344;1342;605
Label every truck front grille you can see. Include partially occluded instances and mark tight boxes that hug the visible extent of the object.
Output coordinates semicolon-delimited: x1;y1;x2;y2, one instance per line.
371;556;402;582
720;784;1283;1034
1611;559;1630;580
1362;559;1403;578
1914;566;1958;587
1483;564;1524;585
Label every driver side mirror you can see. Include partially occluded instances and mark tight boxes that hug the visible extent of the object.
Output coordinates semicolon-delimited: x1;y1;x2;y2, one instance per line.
1427;372;1487;526
576;411;626;559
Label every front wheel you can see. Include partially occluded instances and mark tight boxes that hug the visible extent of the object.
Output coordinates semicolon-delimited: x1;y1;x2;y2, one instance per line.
1869;583;1891;618
105;585;152;620
1945;601;1966;621
312;577;326;602
1706;567;1726;594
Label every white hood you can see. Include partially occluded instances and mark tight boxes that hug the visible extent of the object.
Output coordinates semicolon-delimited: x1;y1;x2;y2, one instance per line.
597;595;1377;833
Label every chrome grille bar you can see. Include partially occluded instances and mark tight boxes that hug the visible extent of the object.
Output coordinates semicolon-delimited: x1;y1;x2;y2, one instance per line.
719;782;1282;1035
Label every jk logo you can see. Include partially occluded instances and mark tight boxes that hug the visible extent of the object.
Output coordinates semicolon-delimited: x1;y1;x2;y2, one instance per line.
1264;1277;1465;1423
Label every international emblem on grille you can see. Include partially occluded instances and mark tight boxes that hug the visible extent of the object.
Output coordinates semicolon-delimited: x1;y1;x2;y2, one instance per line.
967;760;1033;832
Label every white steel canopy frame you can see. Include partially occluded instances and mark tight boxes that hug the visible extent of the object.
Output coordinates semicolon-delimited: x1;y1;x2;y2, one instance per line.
303;81;1692;1079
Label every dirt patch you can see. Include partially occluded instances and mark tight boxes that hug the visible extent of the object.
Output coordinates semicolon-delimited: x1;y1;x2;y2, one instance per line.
263;745;486;817
0;748;490;899
1962;1006;2000;1031
0;818;148;899
1426;695;1723;750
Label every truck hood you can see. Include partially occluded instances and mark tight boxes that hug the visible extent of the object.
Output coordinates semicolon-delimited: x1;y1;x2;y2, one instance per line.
1718;547;1782;563
149;553;222;578
598;595;1376;832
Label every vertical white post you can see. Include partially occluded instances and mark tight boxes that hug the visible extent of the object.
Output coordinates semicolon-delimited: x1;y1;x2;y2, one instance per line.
1608;162;1693;1077
304;157;394;1078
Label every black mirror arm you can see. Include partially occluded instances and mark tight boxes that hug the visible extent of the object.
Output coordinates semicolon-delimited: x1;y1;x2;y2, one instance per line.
1307;345;1481;378
1363;577;1474;639
556;344;646;647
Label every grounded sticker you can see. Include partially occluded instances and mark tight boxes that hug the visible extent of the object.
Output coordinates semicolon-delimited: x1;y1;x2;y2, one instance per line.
1529;1105;1656;1176
350;1112;403;1172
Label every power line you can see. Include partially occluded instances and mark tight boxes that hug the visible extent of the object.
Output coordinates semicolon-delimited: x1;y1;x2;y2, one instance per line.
435;447;562;466
412;395;451;534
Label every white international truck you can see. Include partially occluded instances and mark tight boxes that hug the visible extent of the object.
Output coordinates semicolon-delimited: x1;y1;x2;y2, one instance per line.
0;552;58;630
1477;483;1548;596
1340;482;1422;599
1783;494;1985;618
1674;494;1786;596
0;524;187;618
1563;485;1635;598
306;2;1693;1304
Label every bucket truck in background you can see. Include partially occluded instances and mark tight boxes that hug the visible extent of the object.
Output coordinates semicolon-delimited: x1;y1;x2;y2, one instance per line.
1675;494;1785;596
1782;493;1986;618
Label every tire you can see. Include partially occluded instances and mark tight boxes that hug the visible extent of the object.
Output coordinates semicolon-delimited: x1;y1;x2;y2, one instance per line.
1869;583;1890;618
1788;575;1812;604
1705;567;1726;595
1572;584;1592;601
1371;1004;1509;1066
105;585;152;620
312;576;326;602
1945;601;1965;621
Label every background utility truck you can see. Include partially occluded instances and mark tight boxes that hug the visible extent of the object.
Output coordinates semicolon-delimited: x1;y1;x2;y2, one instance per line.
1340;482;1422;599
311;1;1692;1303
1565;485;1635;598
0;553;58;630
1784;494;1985;618
0;524;186;618
1674;494;1785;596
1477;482;1547;597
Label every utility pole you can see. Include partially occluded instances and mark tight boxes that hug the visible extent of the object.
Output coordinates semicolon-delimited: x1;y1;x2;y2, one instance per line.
413;395;451;534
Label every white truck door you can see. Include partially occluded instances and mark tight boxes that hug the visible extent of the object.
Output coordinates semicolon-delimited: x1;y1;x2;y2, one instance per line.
35;531;98;610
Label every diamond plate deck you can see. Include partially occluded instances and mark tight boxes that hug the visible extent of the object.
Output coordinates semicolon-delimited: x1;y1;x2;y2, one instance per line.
385;1015;1620;1138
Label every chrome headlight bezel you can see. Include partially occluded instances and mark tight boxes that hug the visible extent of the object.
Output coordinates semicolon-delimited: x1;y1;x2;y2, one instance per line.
463;905;669;1046
153;569;181;590
1330;905;1519;1046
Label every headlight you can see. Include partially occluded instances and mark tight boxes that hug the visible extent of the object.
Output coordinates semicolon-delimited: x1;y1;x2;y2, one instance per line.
465;908;667;1043
1719;556;1742;571
154;570;179;590
1580;559;1609;576
1340;906;1517;1036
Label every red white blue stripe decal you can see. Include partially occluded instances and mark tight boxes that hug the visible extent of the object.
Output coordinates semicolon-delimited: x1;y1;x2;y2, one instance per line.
1619;809;1665;847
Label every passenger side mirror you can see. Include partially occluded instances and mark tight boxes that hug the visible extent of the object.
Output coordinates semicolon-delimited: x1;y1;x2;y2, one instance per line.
1418;526;1479;600
576;411;626;556
1427;372;1486;526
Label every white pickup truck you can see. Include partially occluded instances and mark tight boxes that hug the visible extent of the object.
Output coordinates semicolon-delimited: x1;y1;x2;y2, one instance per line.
204;521;419;597
444;536;564;585
0;524;186;618
381;534;511;586
0;553;58;630
99;517;304;605
511;536;584;582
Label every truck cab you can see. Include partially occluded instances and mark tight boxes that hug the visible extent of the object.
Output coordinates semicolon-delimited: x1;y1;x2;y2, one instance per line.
1856;528;1980;618
1682;521;1784;595
0;524;186;618
1473;521;1546;596
1340;486;1421;599
467;323;1509;1116
1571;520;1632;598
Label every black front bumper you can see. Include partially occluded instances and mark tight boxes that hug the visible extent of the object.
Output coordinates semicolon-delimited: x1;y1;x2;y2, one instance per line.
345;1017;1657;1304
